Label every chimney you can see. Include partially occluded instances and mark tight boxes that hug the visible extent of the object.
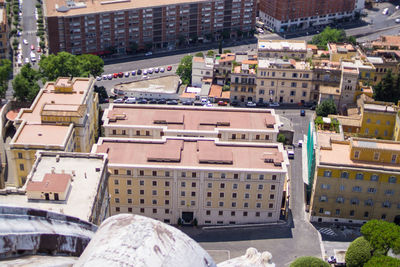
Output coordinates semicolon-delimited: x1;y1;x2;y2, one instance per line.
56;154;60;162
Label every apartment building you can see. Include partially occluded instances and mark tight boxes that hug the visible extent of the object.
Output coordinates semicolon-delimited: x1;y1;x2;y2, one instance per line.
192;56;214;88
0;151;109;225
311;135;400;224
259;0;361;33
93;137;289;225
0;0;8;59
371;35;400;51
102;105;280;142
214;53;235;85
367;52;400;85
45;0;256;55
8;77;98;187
257;40;310;60
230;59;257;103
257;58;313;104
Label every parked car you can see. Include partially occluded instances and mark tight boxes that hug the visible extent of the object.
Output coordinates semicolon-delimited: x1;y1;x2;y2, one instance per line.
286;145;295;159
167;100;178;105
382;8;389;15
269;102;280;107
124;72;130;77
99;98;109;104
148;99;157;104
298;140;303;147
31;45;35;50
137;99;148;104
230;101;239;106
256;102;267;108
145;51;153;56
396;18;400;24
218;101;228;106
182;100;193;105
114;98;124;103
125;98;136;104
157;99;167;104
300;109;306;116
107;74;113;80
310;105;316;110
96;76;102;81
246;101;257;108
23;39;28;45
167;66;172;71
137;69;142;75
24;58;29;64
194;101;203;106
160;67;165;73
118;72;124;78
113;73;118;78
37;47;41;53
131;70;136;76
143;70;148;75
102;75;107;80
154;67;159;73
148;68;154;74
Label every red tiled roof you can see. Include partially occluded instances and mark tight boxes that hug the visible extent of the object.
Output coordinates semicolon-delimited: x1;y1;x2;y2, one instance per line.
26;173;71;192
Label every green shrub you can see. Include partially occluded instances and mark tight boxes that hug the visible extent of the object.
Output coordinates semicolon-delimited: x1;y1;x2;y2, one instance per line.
290;256;329;267
345;236;372;267
364;255;400;267
277;134;286;143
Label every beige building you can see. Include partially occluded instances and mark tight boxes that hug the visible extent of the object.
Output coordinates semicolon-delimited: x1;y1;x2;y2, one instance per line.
0;151;109;225
191;56;214;88
230;59;257;103
328;43;357;62
93;137;289;225
8;77;99;187
0;0;8;59
257;59;313;104
257;40;311;60
102;105;281;142
311;134;400;224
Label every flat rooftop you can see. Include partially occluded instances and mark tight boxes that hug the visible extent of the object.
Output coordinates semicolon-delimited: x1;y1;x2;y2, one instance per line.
364;103;396;113
45;0;208;17
328;43;356;53
104;105;278;131
114;75;180;94
0;152;107;222
12;124;72;146
95;138;286;171
258;40;307;52
352;138;400;151
319;141;400;172
258;58;310;70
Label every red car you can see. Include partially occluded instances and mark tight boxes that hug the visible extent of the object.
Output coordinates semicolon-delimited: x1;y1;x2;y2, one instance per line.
218;101;228;106
31;45;35;50
113;73;118;78
118;72;124;78
167;66;172;71
37;47;41;53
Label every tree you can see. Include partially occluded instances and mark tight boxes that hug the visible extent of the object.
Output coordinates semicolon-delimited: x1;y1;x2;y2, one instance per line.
310;26;356;49
290;256;329;267
0;59;12;98
277;134;286;143
206;50;215;57
373;70;400;103
176;55;193;85
13;64;40;102
315;99;337;117
345;236;372;267
223;49;232;54
194;52;204;58
361;220;400;256
78;54;104;77
364;255;400;267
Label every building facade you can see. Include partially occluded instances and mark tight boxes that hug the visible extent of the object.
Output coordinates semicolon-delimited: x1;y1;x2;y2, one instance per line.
257;59;313;104
102;105;281;142
229;60;257;103
93;137;289;225
0;0;8;59
8;77;99;187
311;136;400;224
259;0;359;32
45;0;256;55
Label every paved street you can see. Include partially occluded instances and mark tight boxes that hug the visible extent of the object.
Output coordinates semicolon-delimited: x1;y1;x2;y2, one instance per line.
180;109;322;266
20;0;39;68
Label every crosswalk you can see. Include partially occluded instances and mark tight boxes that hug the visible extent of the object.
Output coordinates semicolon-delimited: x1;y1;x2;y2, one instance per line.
318;227;337;236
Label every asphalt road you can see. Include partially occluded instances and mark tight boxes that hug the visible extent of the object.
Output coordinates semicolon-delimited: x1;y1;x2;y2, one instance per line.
180;109;322;266
21;0;39;67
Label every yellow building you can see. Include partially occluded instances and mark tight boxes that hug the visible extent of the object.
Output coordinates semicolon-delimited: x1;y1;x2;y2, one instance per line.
311;135;400;224
102;105;281;143
230;60;257;103
93;137;289;225
257;58;313;104
8;77;99;187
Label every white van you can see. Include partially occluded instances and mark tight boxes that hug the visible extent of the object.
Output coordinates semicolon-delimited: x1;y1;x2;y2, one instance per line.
30;52;36;62
382;8;389;15
125;97;136;104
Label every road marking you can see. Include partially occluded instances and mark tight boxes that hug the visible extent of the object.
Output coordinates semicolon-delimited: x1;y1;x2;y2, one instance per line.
318;227;336;236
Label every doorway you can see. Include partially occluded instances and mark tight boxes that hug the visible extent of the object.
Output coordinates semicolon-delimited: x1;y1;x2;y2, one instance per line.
182;212;194;223
54;193;59;201
44;193;49;200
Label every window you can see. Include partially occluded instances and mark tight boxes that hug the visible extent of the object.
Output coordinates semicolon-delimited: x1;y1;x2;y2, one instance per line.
128;198;132;204
206;210;211;215
152;190;157;196
115;207;120;212
113;169;118;175
208;173;213;178
352;186;362;192
340;171;349;178
244;193;249;199
139;170;144;176
18;152;22;159
385;189;394;195
340;185;345;191
219;192;225;198
165;171;170;177
365;199;373;206
320;195;327;202
370;174;379;182
367;187;376;193
115;198;120;203
146;131;150;136
243;211;248;216
383;201;391;208
258;184;263;190
233;183;238;189
323;170;332;177
192;172;196;178
114;189;119;194
218;211;223;216
392;154;397;163
207;192;212;197
221;173;226;179
350;210;355;216
140;199;144;204
232;192;237;198
181;200;185;206
246;174;251;180
152;181;157;186
181;191;186;197
181;172;186;178
165;181;170;187
354;150;360;159
128;207;132;213
140;208;145;213
181;181;186;187
270;194;275;200
356;173;364;180
220;183;225;189
244;202;249;208
191;201;195;206
256;203;261;208
152;209;157;214
218;201;224;207
350;198;359;205
259;174;264;180
152;171;157;176
208;183;212;188
255;212;260;217
152;200;157;205
272;175;277;180
114;179;119;185
389;176;397;184
257;194;262;199
336;197;344;203
206;201;211;207
127;189;132;195
165;209;170;214
234;173;239;179
127;180;132;186
373;152;380;161
231;211;236;216
291;82;297;87
165;200;170;205
321;184;330;189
